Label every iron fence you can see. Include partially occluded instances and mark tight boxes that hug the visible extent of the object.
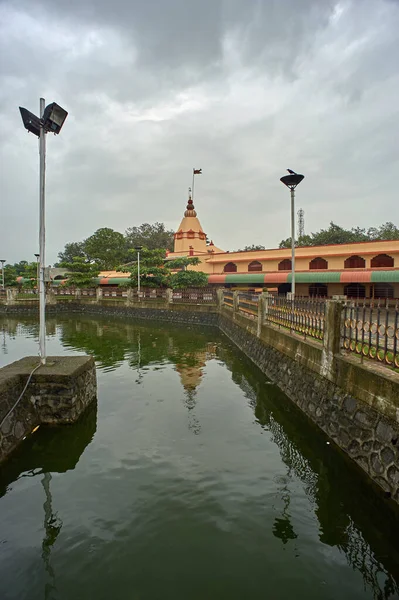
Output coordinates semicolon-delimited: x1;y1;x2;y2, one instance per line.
237;292;259;319
223;291;234;309
264;295;325;341
134;288;167;301
103;288;128;299
172;288;216;304
53;288;75;296
342;299;399;369
80;288;96;297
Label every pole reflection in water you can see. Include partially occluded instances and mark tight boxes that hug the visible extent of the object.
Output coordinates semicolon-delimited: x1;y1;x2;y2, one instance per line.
41;473;62;600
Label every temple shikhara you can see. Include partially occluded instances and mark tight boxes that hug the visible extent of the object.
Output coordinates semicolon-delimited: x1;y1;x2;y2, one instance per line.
162;191;399;299
67;189;399;299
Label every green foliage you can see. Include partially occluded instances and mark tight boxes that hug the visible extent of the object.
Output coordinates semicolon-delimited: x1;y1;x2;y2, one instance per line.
120;251;207;288
121;248;169;288
125;222;174;251
84;228;127;270
2;261;38;287
60;258;100;288
235;244;266;251
57;242;86;265
169;270;208;288
167;256;201;270
279;221;399;248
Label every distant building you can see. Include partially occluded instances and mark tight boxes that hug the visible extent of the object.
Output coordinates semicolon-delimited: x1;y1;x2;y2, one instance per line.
166;193;399;299
91;191;399;298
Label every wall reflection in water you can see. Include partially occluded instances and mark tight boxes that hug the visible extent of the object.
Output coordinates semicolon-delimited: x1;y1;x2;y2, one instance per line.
220;346;399;600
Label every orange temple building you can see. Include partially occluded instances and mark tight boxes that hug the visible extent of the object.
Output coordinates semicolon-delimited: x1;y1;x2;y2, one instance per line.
166;192;399;299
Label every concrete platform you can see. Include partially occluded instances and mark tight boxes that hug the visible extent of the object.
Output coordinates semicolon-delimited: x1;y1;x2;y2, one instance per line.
0;355;97;464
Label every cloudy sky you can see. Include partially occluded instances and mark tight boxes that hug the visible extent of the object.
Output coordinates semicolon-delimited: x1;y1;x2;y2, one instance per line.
1;0;398;264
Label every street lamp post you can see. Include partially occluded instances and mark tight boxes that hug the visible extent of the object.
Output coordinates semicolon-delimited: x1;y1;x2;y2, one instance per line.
34;253;40;291
19;99;68;365
0;260;5;289
280;171;305;298
135;246;143;296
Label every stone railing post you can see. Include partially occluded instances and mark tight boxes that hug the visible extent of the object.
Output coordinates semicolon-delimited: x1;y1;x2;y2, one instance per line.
166;288;173;306
6;288;17;305
125;287;133;306
46;288;56;305
257;294;265;337
321;300;343;379
233;290;239;318
75;288;81;301
216;288;224;311
96;287;103;303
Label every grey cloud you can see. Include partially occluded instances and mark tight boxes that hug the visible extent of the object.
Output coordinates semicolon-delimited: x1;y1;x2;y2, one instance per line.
0;0;399;264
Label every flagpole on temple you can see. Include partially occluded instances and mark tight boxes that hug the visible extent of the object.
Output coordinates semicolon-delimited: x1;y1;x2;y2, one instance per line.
192;168;195;201
192;168;202;201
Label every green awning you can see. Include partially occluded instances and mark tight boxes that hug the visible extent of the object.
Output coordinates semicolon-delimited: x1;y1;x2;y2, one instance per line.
371;271;399;282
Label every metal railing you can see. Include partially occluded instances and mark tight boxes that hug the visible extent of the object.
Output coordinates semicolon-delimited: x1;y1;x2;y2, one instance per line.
134;288;167;301
223;291;234;309
53;287;75;296
16;289;39;300
342;299;399;369
103;288;127;299
237;292;259;319
264;295;326;341
172;288;216;304
80;288;96;297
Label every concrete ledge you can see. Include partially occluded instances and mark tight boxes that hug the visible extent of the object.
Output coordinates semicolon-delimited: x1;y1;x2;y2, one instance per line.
0;355;96;464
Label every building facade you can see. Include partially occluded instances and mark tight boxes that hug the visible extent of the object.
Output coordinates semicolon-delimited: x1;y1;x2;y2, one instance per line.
167;194;399;299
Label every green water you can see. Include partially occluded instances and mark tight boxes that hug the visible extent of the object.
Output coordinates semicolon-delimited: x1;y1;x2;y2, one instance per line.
0;315;399;600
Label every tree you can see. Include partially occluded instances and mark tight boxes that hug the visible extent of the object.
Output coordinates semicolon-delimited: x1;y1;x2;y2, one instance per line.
169;270;208;288
60;258;100;287
125;222;175;251
122;247;169;288
120;250;207;288
57;242;87;265
235;244;266;252
167;256;208;287
371;222;399;241
279;221;399;248
84;228;127;270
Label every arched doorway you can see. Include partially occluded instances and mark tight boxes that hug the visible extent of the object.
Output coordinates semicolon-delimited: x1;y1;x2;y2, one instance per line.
309;257;328;270
344;283;366;298
371;283;394;299
309;283;328;297
223;262;237;273
278;259;292;271
278;283;291;295
370;254;394;268
344;255;365;269
248;261;262;272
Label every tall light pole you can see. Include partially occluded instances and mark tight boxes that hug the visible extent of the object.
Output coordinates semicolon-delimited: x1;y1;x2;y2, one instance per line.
19;99;68;365
280;170;304;298
34;253;40;291
135;246;142;296
0;260;5;289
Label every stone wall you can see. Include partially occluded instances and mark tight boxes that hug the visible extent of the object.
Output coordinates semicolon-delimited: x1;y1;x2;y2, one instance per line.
0;356;96;464
1;292;399;504
219;310;399;504
0;300;220;326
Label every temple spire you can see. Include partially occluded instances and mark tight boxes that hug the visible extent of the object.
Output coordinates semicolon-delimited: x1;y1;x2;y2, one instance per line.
184;187;197;217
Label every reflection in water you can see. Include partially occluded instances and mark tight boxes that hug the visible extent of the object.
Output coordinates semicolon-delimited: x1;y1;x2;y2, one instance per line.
221;346;399;600
1;316;399;599
42;472;62;600
0;400;97;499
